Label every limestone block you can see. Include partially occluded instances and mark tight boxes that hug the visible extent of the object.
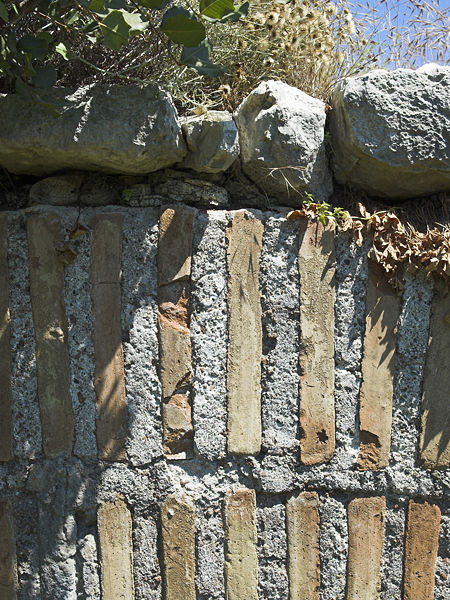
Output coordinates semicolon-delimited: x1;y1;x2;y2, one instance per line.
234;80;333;204
0;84;186;176
329;64;450;198
180;111;239;173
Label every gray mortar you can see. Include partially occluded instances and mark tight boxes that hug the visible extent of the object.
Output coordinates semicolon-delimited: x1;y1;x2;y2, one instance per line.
257;496;288;600
133;514;161;600
435;504;450;600
121;208;163;466
381;499;406;600
15;496;41;599
7;215;42;459
76;533;100;600
260;213;300;454
319;494;348;600
191;210;228;460
60;209;98;460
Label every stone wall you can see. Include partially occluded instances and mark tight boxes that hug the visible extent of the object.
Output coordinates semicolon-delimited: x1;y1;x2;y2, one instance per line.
0;65;449;600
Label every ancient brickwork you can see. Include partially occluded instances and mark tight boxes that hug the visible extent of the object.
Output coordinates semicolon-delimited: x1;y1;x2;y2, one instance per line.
0;205;447;600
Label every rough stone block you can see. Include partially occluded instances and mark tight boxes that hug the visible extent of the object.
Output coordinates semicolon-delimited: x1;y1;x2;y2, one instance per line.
226;211;263;455
98;497;134;600
286;491;320;600
346;496;386;600
180;111;239;173
299;220;336;464
419;288;450;468
224;489;258;600
0;84;186;176
329;65;450;198
235;80;333;204
403;500;441;600
161;495;196;600
27;213;73;457
91;215;127;462
0;215;13;461
358;261;400;470
0;501;17;599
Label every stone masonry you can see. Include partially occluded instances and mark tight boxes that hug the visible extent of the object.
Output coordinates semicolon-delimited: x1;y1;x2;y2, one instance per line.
0;202;448;600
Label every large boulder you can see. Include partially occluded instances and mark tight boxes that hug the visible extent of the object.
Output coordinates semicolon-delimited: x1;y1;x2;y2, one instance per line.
234;80;332;205
0;84;186;176
329;64;450;198
180;111;239;173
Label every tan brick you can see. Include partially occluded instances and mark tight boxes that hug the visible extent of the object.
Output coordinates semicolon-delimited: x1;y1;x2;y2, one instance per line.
91;215;127;462
419;289;450;468
0;216;13;461
346;496;386;600
226;212;263;455
0;501;17;599
98;497;134;600
286;491;320;600
161;495;196;600
224;488;258;600
158;207;195;458
403;500;441;600
298;220;336;464
27;214;73;457
358;261;400;470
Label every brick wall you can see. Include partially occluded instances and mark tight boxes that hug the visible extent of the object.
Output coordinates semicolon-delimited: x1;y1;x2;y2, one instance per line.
0;205;448;600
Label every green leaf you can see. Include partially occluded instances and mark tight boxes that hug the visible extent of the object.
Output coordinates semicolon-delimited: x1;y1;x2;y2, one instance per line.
17;35;49;61
89;0;105;11
221;1;248;22
181;40;226;77
32;65;58;89
55;42;70;61
199;0;235;20
0;1;8;23
137;0;169;8
99;9;131;50
121;10;148;33
160;7;205;46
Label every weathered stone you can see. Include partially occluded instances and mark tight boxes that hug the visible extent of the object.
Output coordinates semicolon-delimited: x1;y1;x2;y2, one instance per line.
158;207;195;458
234;80;332;205
403;500;441;600
29;173;85;206
0;501;17;599
91;215;127;461
224;489;258;600
226;211;263;455
180;111;239;173
0;216;13;461
0;84;186;176
27;214;74;457
346;496;386;600
298;220;336;464
358;261;400;470
329;65;450;198
97;497;134;600
161;495;196;600
419;288;450;468
286;492;320;600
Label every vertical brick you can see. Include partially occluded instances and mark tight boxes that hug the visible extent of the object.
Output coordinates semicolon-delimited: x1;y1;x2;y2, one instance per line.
286;491;320;600
161;495;196;600
91;215;127;461
226;211;263;455
0;501;17;599
0;216;13;461
224;489;258;600
298;220;336;464
27;214;73;457
419;289;450;468
346;496;386;600
98;497;134;600
158;207;195;458
403;500;441;600
358;261;400;470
